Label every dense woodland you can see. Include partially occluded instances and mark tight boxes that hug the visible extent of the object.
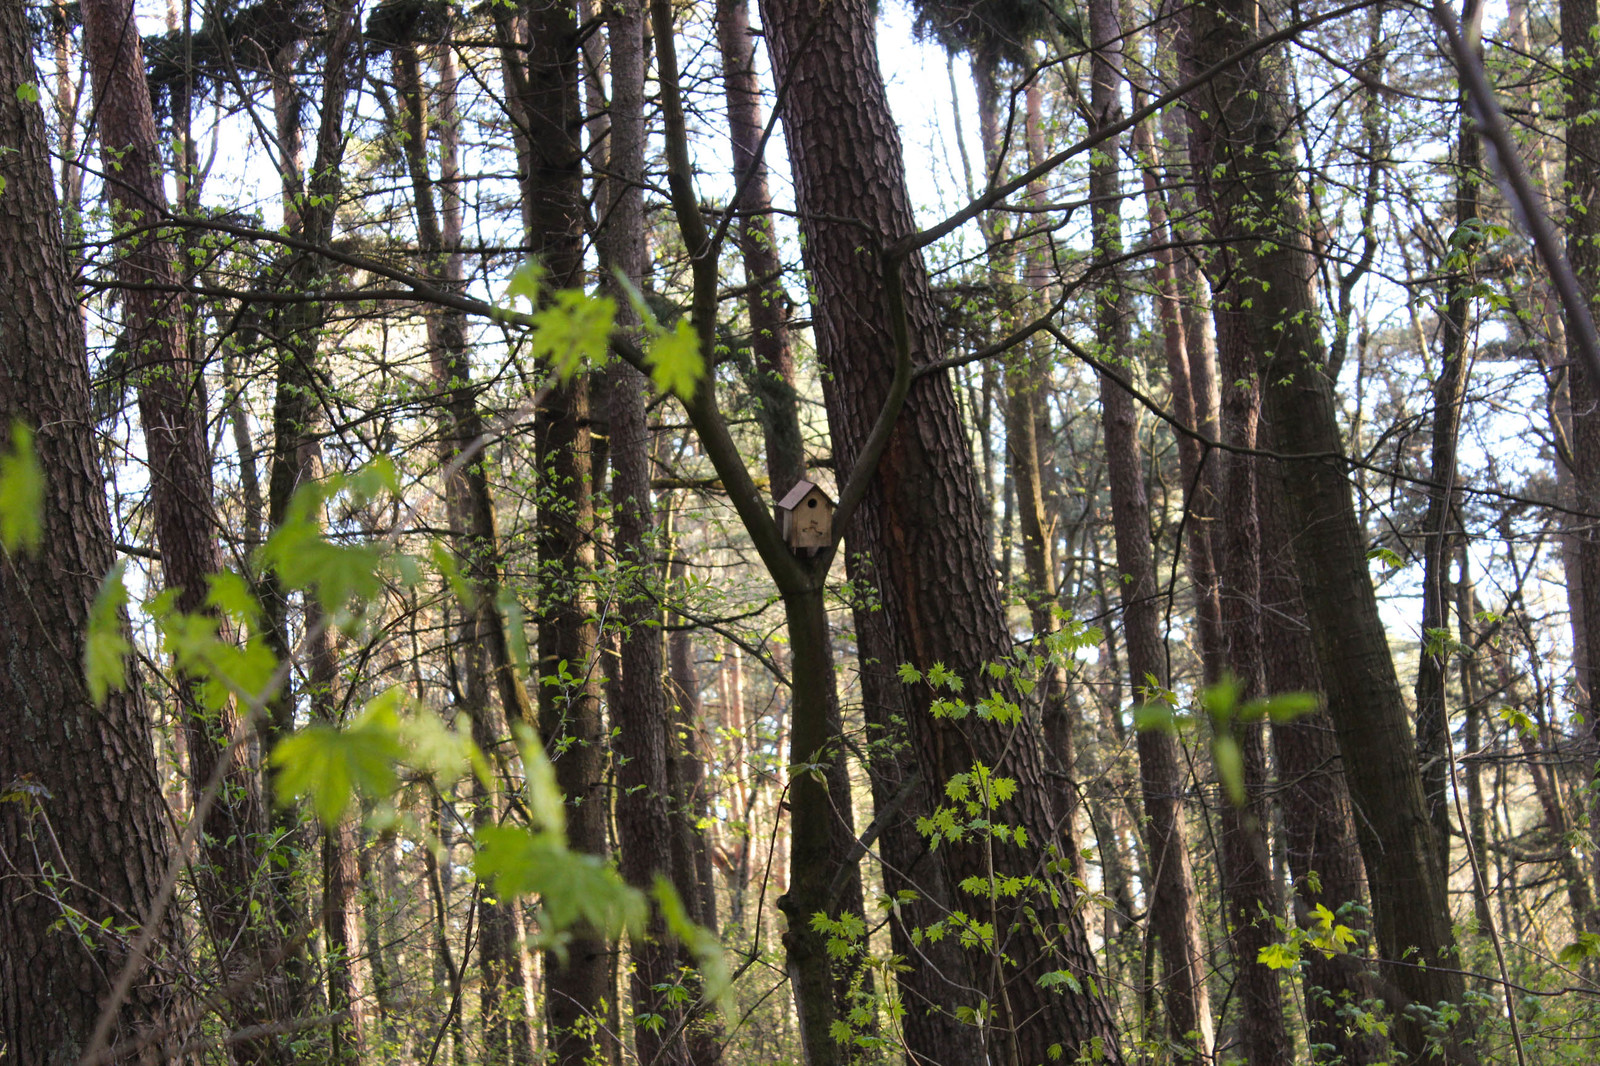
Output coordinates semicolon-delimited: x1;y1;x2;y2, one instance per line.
9;0;1600;1062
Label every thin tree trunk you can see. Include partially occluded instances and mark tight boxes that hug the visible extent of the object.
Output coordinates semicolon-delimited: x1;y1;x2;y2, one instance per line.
1559;0;1600;912
81;0;294;1049
1181;4;1475;1059
715;0;805;494
503;3;612;1059
599;3;692;1061
1416;10;1482;873
1087;6;1213;1056
1259;465;1385;1066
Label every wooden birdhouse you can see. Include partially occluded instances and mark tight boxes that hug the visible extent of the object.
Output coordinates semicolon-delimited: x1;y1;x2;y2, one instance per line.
776;479;834;553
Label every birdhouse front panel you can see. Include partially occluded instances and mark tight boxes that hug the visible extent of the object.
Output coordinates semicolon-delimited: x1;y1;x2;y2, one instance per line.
776;478;835;551
791;491;831;548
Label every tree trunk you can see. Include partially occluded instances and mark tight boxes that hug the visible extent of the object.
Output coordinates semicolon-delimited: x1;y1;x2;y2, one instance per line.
0;15;185;1057
1416;10;1482;875
1559;0;1600;912
599;3;692;1061
715;0;805;495
503;3;612;1059
1258;467;1386;1065
758;0;1125;1060
1180;4;1475;1059
390;33;539;1064
81;0;296;1049
1086;6;1213;1056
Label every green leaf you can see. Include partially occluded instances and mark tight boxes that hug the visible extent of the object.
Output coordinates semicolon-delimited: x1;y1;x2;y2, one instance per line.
475;824;647;935
1132;703;1178;735
15;82;40;104
654;876;731;1005
1213;734;1246;808
1258;941;1301;970
645;318;704;399
206;569;263;631
270;691;407;824
1254;691;1319;723
1036;969;1082;994
0;420;44;554
1366;546;1404;569
512;721;567;836
530;289;616;381
85;561;132;704
505;260;545;307
432;539;477;610
1559;932;1600;966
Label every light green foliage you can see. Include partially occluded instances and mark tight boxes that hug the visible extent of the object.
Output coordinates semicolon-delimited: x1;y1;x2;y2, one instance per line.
258;463;400;627
1133;676;1316;807
646;319;704;400
656;876;731;1005
15;81;40;103
1559;932;1600;967
505;259;545;307
474;824;645;937
158;593;281;713
271;689;410;824
0;420;43;554
85;561;132;704
431;538;476;610
1259;901;1360;972
529;289;616;381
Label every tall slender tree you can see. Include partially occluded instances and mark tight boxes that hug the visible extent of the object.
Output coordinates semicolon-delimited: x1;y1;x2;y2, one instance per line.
1181;3;1475;1059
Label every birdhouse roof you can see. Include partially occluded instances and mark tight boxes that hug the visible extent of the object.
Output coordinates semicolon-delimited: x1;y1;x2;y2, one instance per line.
776;479;833;512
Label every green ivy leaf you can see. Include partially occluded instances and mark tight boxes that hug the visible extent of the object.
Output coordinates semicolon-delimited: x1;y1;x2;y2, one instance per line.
0;420;43;554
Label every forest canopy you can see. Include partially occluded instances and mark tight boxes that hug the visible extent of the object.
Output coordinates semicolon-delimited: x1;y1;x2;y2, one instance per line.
3;0;1600;1064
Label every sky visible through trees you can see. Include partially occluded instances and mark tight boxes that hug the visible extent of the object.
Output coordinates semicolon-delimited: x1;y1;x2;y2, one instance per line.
7;1;1600;1065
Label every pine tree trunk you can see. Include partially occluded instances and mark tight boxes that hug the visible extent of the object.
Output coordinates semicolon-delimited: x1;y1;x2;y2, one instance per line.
1086;7;1213;1055
0;15;185;1056
758;0;1124;1060
1181;4;1475;1059
504;4;612;1059
80;0;298;1049
1559;0;1600;914
715;0;805;494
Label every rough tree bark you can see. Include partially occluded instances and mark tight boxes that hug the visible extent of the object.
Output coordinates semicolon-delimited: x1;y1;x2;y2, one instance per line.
715;0;805;495
0;12;182;1058
599;3;693;1062
502;2;612;1060
1088;4;1214;1057
80;0;293;1051
759;0;1125;1061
